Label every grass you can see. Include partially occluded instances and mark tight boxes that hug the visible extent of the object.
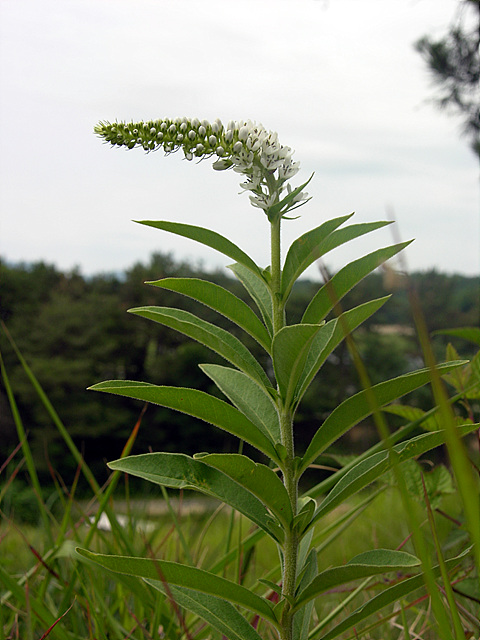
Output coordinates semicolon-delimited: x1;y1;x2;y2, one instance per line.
1;473;478;640
1;322;479;639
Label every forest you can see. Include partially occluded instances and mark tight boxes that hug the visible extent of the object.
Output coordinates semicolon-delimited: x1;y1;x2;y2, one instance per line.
1;253;478;490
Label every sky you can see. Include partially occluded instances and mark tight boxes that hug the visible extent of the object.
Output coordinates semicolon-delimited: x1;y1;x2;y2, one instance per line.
0;0;478;281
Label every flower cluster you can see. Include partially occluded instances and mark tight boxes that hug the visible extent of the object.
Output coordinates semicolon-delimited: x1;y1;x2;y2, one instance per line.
94;117;310;219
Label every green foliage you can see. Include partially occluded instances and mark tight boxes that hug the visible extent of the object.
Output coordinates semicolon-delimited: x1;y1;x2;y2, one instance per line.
1;259;478;484
78;193;476;640
1;117;479;640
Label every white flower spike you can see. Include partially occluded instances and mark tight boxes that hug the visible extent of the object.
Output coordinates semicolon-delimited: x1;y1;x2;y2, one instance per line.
95;118;311;220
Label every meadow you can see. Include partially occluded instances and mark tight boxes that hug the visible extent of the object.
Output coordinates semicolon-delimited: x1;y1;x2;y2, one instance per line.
2;117;479;640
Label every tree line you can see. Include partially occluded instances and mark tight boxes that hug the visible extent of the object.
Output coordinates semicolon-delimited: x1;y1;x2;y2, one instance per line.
1;254;478;489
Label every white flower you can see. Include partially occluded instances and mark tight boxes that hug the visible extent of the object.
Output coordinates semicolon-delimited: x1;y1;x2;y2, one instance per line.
95;117;309;219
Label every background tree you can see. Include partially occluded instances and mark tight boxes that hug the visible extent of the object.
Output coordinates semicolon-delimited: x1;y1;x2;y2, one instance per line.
415;0;480;159
1;256;478;489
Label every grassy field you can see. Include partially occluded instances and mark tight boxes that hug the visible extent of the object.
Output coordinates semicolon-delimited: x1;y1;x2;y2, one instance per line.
1;480;477;640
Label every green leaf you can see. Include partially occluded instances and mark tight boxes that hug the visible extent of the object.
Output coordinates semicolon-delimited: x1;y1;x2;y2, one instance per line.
200;364;280;442
302;242;411;324
383;404;439;431
75;549;278;626
300;361;467;473
442;350;480;399
402;461;454;509
129;306;270;388
293;549;420;612
307;423;478;527
267;174;314;218
292;320;337;407
295;296;391;410
293;549;317;640
272;324;324;407
106;452;282;541
145;581;266;640
292;497;316;535
433;326;480;347
282;218;392;301
281;214;353;300
137;220;261;276
194;453;293;528
258;579;283;597
148;278;271;353
318;550;470;640
228;263;273;335
89;381;279;462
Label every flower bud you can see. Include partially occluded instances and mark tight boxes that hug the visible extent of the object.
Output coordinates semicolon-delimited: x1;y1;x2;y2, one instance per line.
238;126;249;141
233;141;243;153
209;135;217;146
198;126;206;137
169;124;176;134
216;146;225;156
212;159;233;171
188;130;196;140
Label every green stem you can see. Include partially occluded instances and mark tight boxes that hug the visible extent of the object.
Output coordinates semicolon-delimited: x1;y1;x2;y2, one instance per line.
270;216;284;334
270;215;298;640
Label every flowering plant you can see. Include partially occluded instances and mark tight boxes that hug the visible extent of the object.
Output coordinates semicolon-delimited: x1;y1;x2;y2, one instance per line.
77;117;476;640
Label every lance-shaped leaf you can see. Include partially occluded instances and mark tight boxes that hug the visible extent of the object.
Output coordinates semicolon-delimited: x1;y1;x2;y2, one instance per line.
200;364;280;442
383;404;439;431
433;326;480;347
305;397;461;499
272;324;324;407
300;361;467;473
107;452;282;541
148;278;271;353
194;452;293;528
281;214;353;300
137;220;261;277
293;549;420;612
291;320;337;407
294;297;390;408
307;423;478;529
145;581;267;640
267;174;314;218
89;381;280;463
318;549;470;640
293;549;317;640
228;263;273;336
282;218;392;301
302;241;411;324
129;306;270;388
75;549;278;626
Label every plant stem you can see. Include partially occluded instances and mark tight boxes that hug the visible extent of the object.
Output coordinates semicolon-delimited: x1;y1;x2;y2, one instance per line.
270;215;298;640
270;216;284;335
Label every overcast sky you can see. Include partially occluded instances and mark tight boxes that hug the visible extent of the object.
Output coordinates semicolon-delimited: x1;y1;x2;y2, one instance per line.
0;0;478;280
